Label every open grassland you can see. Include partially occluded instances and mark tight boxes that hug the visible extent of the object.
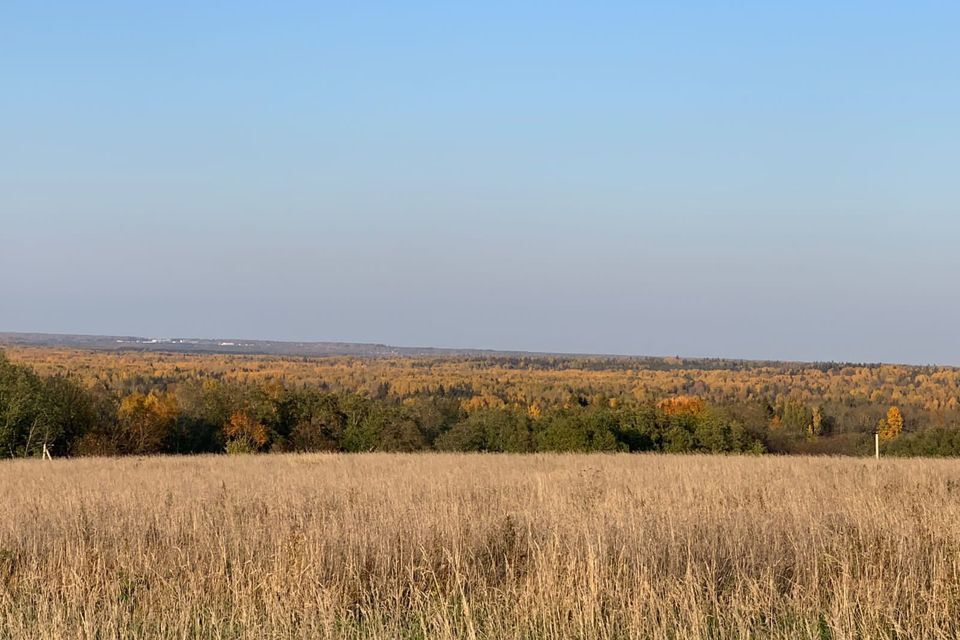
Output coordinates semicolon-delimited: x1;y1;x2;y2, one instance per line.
2;454;960;639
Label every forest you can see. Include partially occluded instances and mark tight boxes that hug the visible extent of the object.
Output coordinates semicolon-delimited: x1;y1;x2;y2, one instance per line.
3;345;960;458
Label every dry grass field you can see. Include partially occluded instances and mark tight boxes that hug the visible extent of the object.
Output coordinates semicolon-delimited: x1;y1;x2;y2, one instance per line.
2;453;959;639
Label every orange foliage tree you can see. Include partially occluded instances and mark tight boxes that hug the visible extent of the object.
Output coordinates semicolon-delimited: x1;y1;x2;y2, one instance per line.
223;411;269;453
656;396;705;416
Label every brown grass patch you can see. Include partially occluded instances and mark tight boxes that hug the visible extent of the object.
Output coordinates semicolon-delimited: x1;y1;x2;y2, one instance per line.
1;453;958;638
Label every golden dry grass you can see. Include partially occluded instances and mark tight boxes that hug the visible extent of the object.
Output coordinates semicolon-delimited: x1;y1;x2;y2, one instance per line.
1;453;959;639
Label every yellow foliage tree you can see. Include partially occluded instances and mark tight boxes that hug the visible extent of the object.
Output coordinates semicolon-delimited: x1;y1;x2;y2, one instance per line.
878;406;904;442
117;391;178;454
807;406;825;438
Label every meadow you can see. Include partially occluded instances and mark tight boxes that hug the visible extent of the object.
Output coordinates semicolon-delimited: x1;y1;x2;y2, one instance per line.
2;453;959;639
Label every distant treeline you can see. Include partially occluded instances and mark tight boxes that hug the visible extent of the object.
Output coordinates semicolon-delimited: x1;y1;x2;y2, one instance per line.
1;349;957;458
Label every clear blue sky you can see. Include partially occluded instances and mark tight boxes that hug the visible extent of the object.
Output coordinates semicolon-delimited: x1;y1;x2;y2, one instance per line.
2;2;959;364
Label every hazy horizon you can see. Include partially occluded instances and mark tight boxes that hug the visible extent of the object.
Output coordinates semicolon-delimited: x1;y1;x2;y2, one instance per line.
4;2;959;364
1;329;956;368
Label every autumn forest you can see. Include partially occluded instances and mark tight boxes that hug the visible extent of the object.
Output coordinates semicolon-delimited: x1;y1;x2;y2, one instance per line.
3;345;959;459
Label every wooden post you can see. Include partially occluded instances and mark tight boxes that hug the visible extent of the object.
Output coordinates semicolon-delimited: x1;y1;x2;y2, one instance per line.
875;432;879;460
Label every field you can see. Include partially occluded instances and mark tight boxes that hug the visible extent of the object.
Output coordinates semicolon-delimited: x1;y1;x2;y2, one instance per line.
3;453;959;639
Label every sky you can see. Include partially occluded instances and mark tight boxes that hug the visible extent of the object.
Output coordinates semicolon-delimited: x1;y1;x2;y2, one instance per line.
2;1;959;364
